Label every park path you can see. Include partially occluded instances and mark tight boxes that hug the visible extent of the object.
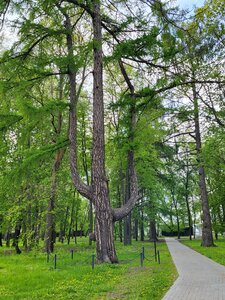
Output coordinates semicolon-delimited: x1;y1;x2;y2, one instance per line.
162;238;225;300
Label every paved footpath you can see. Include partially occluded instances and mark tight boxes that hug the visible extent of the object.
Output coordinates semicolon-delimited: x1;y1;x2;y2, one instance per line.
163;238;225;300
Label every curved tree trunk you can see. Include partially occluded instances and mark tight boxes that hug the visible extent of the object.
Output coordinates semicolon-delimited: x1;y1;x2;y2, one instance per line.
61;1;139;263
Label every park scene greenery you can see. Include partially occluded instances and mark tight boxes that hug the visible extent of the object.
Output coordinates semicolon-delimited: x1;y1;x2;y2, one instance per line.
0;0;225;299
0;238;177;299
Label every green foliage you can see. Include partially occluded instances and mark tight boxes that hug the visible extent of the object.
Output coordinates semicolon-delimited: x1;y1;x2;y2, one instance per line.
112;31;160;59
0;114;23;131
1;0;225;274
14;138;69;173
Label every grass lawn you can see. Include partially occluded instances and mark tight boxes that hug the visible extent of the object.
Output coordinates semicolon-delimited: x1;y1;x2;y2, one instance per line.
181;238;225;266
0;238;177;300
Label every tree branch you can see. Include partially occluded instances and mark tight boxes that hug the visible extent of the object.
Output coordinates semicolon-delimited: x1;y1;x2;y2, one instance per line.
58;4;93;201
112;193;141;221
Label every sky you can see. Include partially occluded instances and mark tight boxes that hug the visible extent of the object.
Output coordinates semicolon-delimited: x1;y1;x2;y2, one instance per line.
175;0;206;10
1;0;207;50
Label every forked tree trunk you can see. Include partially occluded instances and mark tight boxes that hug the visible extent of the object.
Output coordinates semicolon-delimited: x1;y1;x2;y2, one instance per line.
64;1;139;263
192;82;214;247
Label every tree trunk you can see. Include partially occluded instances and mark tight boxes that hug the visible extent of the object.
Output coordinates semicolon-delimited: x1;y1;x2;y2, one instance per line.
118;173;124;243
221;203;225;224
22;215;28;251
134;218;138;241
27;202;33;250
44;165;56;253
140;209;144;241
191;196;196;239
44;69;66;253
34;205;40;247
192;82;214;246
124;168;132;245
62;206;69;242
63;0;139;263
92;0;117;263
45;148;65;253
169;203;174;228
45;139;63;250
80;110;93;246
149;219;158;242
67;196;75;245
184;167;192;240
14;223;22;254
5;229;10;247
74;220;78;244
172;191;180;239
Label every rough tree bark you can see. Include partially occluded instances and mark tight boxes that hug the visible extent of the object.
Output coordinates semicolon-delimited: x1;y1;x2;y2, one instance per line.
192;81;214;247
149;220;158;242
91;1;118;263
62;1;139;263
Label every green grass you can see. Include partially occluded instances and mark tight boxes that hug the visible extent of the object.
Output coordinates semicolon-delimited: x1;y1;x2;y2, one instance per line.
0;238;177;300
181;238;225;266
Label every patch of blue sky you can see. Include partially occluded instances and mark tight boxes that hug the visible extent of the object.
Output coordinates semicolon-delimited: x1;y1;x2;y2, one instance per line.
175;0;206;10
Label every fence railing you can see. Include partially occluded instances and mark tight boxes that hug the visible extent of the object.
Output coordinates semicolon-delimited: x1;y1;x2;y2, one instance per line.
46;242;161;270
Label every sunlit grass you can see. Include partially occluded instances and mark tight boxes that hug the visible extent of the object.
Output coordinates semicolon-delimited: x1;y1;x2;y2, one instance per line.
0;238;177;299
181;238;225;266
